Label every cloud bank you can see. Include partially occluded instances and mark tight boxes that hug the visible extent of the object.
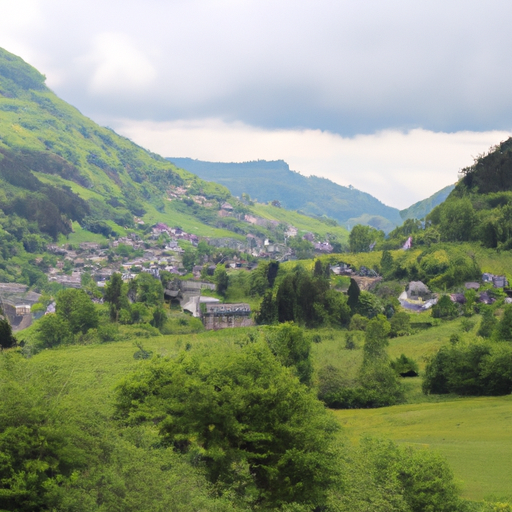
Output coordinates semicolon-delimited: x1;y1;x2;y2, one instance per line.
113;118;509;209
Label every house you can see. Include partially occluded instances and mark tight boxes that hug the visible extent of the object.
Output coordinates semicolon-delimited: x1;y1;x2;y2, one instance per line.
202;302;253;330
465;282;480;290
450;293;466;305
406;281;431;301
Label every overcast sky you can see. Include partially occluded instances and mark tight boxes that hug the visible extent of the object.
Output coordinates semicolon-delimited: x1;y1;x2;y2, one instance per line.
1;0;511;208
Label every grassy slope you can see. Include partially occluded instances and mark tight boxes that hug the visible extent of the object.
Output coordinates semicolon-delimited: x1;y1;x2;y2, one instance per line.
334;397;512;501
17;312;512;503
251;203;349;242
312;316;512;501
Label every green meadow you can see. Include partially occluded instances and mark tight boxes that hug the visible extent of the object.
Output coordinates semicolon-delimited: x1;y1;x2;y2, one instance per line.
17;312;512;504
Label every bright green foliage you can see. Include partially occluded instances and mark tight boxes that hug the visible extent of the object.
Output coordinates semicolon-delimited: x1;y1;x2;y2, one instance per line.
494;304;512;341
333;437;463;512
35;313;73;348
264;323;313;385
0;319;16;349
363;315;391;362
349;224;384;253
478;307;497;338
356;290;383;319
115;342;341;509
349;313;369;331
56;288;99;334
390;311;412;337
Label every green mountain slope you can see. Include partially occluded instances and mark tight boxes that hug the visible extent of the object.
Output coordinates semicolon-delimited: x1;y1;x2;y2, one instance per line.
0;48;348;266
424;138;512;248
400;184;455;221
168;158;403;232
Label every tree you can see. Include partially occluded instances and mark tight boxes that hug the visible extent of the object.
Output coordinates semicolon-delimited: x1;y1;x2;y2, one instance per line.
495;304;512;341
104;272;125;321
115;342;341;509
349;225;384;253
36;313;73;348
255;291;277;325
213;265;229;296
0;319;16;349
380;249;394;279
478;307;497;338
347;278;360;311
131;272;164;306
264;323;313;385
363;315;391;362
56;288;98;335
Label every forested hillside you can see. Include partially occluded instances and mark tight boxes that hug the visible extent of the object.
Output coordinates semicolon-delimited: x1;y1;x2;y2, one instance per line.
169;157;403;231
0;47;349;287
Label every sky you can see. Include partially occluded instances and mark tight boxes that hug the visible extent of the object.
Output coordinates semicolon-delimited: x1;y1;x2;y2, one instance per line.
1;0;512;209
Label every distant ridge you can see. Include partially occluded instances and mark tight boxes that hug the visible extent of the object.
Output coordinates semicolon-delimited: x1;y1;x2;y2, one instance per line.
400;184;455;221
168;157;403;232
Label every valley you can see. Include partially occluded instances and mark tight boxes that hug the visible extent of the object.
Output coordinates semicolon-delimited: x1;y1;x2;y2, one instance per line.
1;46;512;511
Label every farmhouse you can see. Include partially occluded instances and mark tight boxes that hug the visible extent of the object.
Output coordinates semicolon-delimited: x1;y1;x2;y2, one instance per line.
202;302;254;330
406;281;431;301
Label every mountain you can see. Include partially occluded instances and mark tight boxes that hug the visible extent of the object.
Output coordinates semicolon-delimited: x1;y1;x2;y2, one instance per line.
0;47;349;281
425;138;512;248
168;158;403;232
399;184;455;221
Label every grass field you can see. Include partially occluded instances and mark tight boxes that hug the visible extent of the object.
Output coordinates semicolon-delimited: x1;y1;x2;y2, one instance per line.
334;396;512;501
16;312;512;504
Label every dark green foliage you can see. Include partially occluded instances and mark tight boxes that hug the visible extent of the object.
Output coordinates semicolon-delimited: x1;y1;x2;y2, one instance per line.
213;265;229;296
380;249;394;279
129;272;164;306
0;319;16;349
115;342;341;509
391;354;419;377
270;265;350;328
104;272;126;321
423;341;512;396
255;290;277;324
347;278;360;311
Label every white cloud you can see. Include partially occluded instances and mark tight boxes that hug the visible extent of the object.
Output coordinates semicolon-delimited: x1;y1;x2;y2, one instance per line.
85;33;157;95
113;118;510;209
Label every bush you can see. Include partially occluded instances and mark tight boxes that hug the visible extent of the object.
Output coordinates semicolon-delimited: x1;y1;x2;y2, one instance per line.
423;341;512;396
